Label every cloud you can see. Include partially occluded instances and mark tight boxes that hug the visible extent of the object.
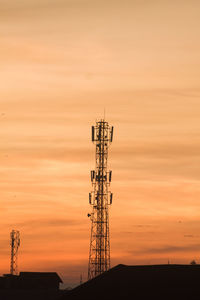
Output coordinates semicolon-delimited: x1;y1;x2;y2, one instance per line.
113;142;200;159
12;218;85;229
0;239;10;251
135;244;200;255
0;0;83;18
132;224;157;228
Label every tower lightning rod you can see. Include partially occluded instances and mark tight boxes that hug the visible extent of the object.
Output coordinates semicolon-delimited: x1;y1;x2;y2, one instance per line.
88;119;114;280
10;230;20;275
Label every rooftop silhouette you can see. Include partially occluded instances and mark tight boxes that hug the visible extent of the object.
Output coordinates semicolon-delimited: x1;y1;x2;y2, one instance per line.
59;264;200;300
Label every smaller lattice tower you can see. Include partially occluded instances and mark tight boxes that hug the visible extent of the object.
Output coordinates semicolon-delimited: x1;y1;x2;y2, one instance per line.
88;119;114;280
10;230;20;275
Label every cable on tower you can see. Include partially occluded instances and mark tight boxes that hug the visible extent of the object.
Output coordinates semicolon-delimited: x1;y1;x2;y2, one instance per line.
88;119;114;280
10;230;20;275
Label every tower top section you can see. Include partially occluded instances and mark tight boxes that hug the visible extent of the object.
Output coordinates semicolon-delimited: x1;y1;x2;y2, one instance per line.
91;119;114;143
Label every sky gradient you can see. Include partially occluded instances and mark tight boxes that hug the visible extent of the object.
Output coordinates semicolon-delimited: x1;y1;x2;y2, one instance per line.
1;0;200;287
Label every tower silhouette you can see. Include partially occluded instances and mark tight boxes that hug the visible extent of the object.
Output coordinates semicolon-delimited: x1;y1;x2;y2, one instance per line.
88;119;114;280
10;230;20;275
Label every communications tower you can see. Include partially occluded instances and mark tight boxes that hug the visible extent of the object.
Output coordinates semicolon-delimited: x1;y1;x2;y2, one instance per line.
88;119;114;280
10;230;20;275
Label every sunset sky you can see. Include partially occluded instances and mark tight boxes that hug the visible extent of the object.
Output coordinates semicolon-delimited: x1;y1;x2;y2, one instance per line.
1;0;200;287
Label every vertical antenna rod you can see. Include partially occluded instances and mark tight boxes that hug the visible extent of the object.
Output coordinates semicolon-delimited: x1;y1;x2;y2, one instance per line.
80;274;83;285
10;230;20;275
88;119;114;280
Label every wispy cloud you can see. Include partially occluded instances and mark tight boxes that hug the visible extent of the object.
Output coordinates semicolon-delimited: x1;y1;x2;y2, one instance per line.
14;218;85;228
134;244;200;255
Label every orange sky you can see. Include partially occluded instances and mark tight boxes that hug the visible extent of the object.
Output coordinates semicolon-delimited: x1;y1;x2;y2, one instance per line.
1;0;200;287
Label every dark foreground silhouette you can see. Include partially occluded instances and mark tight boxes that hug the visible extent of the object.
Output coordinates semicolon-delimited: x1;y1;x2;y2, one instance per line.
1;265;200;300
0;272;64;300
60;264;200;300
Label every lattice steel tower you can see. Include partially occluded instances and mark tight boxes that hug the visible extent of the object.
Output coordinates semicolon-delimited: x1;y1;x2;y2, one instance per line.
10;230;20;275
88;119;114;280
